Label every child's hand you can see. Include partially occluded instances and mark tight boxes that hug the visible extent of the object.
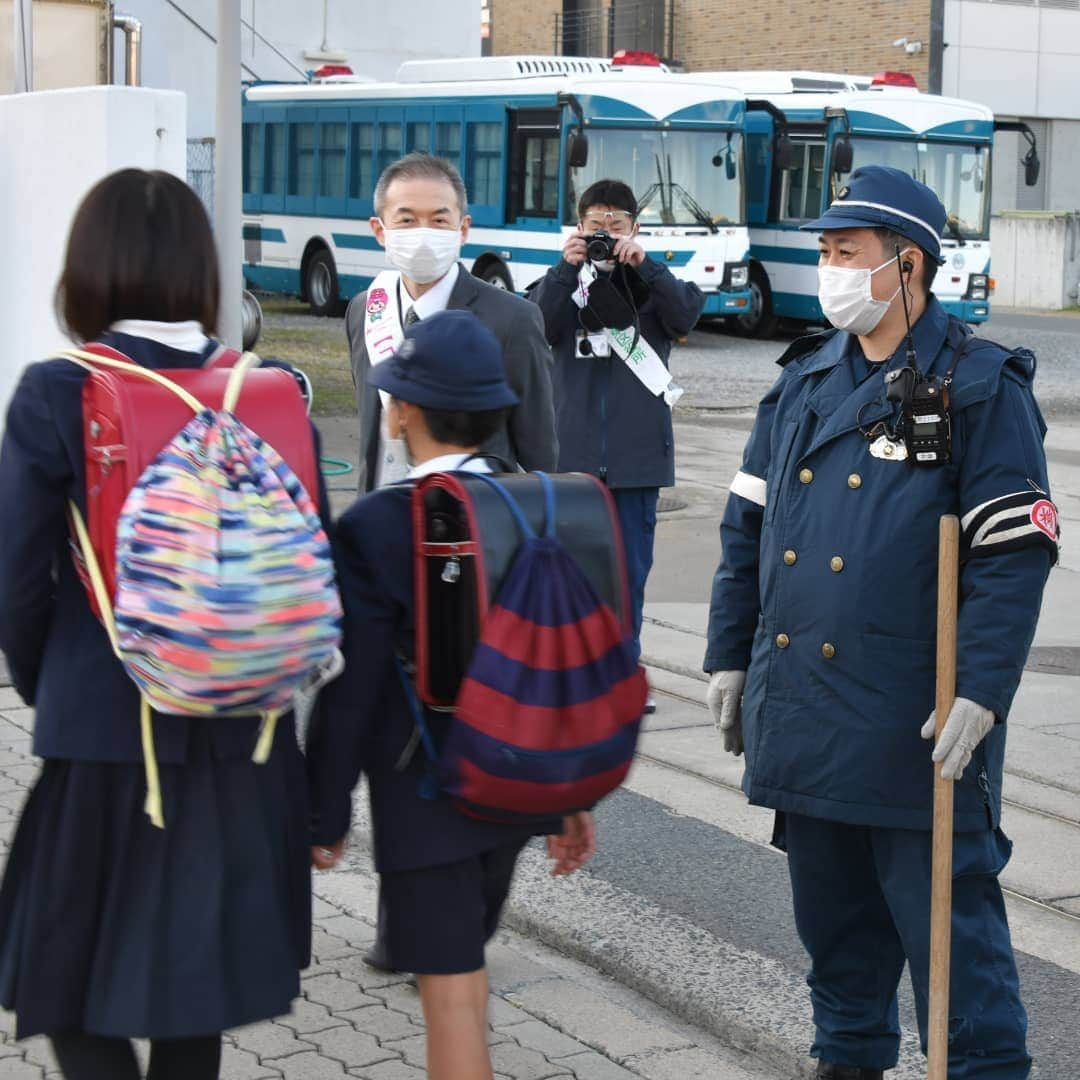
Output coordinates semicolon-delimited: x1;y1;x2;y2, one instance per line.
311;839;347;870
546;811;597;876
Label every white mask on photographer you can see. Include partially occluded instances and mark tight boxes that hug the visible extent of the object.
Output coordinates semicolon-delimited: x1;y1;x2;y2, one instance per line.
817;250;912;336
380;225;461;284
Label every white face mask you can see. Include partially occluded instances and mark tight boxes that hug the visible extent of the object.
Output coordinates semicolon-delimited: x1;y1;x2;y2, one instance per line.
817;251;911;336
380;225;461;284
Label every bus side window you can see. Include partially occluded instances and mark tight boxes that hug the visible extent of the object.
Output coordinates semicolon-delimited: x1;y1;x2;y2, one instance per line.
508;110;560;222
350;123;374;199
266;123;285;195
435;122;462;171
378;122;403;178
407;122;431;154
289;122;316;197
320;121;347;199
243;123;263;195
468;122;503;208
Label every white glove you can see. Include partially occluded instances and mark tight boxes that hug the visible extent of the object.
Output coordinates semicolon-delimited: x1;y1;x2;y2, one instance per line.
921;697;995;780
707;670;747;756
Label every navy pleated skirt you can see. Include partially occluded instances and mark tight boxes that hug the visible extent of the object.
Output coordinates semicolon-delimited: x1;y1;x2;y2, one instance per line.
0;717;311;1039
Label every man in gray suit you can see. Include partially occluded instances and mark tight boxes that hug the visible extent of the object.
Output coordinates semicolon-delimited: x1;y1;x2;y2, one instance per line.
344;152;557;491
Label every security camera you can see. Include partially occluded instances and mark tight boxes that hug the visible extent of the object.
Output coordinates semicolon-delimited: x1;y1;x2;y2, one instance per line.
905;41;923;54
892;37;908;47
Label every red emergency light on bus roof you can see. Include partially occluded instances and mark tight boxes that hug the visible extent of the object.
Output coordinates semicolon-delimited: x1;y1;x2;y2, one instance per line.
871;70;918;88
313;64;354;79
611;49;661;67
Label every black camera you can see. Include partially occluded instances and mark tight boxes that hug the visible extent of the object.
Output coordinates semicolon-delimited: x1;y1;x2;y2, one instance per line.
586;230;618;263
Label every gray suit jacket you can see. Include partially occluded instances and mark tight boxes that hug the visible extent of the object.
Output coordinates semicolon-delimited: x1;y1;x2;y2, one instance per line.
345;263;558;492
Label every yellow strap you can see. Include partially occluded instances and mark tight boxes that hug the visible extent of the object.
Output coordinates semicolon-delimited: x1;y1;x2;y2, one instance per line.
140;698;165;829
68;500;121;656
222;350;263;413
252;711;278;764
58;348;206;413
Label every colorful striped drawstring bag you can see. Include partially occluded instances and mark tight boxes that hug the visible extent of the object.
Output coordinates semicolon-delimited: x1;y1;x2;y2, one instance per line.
408;471;647;824
63;348;342;828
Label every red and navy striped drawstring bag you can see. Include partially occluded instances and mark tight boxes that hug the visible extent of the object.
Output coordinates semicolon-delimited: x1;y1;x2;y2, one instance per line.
401;472;647;824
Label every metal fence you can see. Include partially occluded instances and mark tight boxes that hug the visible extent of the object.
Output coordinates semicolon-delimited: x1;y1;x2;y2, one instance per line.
187;137;215;222
554;0;675;62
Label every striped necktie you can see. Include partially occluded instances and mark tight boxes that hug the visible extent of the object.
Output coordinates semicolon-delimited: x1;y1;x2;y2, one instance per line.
404;307;420;327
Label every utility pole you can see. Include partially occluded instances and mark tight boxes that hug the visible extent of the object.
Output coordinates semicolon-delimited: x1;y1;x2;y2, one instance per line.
14;0;32;92
929;0;945;95
215;0;242;348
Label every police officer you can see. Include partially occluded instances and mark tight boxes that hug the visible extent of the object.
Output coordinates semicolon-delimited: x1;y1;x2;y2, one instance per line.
704;166;1056;1080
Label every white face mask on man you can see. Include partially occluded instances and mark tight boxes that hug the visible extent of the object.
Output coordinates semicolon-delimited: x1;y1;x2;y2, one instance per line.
380;225;462;284
817;251;912;336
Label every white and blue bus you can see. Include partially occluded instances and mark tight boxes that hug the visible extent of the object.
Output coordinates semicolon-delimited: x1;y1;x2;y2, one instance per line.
240;53;754;318
688;70;1039;336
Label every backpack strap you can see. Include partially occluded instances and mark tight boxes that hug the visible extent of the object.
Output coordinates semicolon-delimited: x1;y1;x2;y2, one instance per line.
58;347;207;413
393;656;440;799
468;471;558;540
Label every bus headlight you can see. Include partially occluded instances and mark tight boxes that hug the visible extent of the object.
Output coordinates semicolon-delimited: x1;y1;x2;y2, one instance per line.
966;273;989;301
726;263;749;289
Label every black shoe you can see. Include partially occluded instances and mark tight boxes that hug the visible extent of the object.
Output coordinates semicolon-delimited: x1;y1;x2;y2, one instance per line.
643;694;657;715
815;1064;884;1080
362;945;398;974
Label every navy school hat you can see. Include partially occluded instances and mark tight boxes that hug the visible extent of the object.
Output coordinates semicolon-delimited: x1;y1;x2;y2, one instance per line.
801;165;947;264
368;308;519;411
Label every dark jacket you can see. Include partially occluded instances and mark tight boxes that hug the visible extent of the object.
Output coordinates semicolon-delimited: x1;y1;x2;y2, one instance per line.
0;333;329;764
704;298;1055;832
306;484;553;872
527;256;704;489
344;264;558;492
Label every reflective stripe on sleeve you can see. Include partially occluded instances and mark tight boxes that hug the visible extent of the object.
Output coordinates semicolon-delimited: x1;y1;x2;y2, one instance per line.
730;470;767;507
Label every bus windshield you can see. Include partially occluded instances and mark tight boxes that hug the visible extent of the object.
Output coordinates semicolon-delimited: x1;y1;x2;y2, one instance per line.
567;128;744;229
846;137;990;240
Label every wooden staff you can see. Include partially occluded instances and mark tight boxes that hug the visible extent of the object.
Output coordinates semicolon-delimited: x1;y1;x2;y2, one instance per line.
929;514;960;1080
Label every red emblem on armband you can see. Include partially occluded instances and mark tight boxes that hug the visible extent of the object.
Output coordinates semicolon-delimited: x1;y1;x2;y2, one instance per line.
1031;499;1058;540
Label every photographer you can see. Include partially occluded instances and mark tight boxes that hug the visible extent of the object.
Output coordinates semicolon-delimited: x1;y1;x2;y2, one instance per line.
528;181;704;690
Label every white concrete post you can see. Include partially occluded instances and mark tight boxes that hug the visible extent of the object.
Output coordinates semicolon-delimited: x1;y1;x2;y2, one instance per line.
214;0;242;348
13;0;32;92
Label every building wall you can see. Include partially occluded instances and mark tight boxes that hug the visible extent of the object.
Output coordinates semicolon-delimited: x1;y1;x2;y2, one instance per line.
489;0;565;55
111;0;479;138
672;0;931;85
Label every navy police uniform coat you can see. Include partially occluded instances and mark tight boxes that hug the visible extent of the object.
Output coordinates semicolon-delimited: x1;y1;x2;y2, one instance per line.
705;297;1056;832
0;334;317;1039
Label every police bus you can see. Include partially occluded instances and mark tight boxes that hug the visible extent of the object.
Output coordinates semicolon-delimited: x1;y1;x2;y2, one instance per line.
687;70;1040;336
240;52;754;318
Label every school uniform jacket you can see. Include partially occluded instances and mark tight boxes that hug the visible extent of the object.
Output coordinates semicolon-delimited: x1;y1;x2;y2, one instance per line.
306;483;553;873
704;298;1056;833
0;333;329;764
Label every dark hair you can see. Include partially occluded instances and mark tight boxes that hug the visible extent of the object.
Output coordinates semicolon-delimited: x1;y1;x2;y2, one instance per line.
421;406;509;448
873;227;938;296
374;152;469;219
578;179;637;222
57;169;219;342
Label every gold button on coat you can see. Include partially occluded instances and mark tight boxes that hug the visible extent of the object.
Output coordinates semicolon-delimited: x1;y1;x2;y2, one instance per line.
776;633;790;649
784;550;797;565
830;556;845;573
848;473;862;489
821;642;836;659
799;468;814;484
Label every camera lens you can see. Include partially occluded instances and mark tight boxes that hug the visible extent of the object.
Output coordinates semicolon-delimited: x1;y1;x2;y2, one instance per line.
586;230;615;263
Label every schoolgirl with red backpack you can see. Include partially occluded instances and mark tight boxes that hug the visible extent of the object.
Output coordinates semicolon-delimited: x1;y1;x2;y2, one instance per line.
306;309;645;1080
0;170;339;1080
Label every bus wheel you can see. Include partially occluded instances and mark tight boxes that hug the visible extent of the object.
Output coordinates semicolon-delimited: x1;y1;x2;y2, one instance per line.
474;261;514;291
305;249;340;317
734;266;778;339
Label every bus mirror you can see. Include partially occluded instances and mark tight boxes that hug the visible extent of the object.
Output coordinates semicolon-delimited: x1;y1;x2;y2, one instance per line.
1023;148;1040;187
725;150;737;181
774;134;798;171
833;138;853;175
568;130;589;169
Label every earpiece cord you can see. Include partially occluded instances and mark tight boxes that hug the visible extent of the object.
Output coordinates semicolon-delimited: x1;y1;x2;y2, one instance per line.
895;245;921;378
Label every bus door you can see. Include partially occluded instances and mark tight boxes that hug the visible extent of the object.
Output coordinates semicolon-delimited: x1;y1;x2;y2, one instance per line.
507;109;562;229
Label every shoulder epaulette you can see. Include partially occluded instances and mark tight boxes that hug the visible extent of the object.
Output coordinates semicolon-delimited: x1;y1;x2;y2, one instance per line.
777;328;838;368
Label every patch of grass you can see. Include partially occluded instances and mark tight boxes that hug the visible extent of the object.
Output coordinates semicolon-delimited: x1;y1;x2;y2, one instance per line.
253;293;309;316
257;325;356;417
